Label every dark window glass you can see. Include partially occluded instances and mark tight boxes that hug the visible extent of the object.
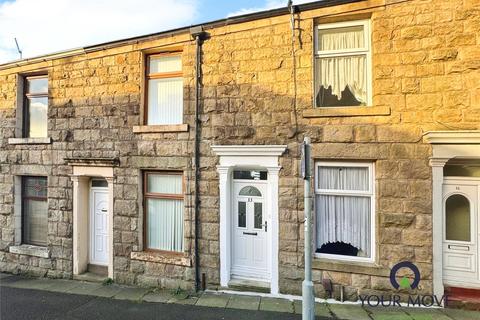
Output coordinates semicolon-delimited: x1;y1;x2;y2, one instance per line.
91;179;108;187
239;186;262;197
254;202;262;229
238;201;246;228
22;176;47;246
233;170;267;180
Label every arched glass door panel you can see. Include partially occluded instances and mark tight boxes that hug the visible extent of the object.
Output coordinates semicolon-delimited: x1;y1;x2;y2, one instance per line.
445;194;471;242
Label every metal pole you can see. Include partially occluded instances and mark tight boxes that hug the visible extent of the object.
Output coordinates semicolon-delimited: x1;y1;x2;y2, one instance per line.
302;136;314;320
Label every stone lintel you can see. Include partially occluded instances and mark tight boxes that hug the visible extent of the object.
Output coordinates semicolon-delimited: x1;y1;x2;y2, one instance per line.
131;251;191;267
312;259;389;277
303;106;391;118
8;137;52;145
9;245;50;258
133;124;189;133
65;157;120;167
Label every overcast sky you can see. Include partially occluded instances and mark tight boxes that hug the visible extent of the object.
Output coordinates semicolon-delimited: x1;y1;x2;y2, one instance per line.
0;0;313;63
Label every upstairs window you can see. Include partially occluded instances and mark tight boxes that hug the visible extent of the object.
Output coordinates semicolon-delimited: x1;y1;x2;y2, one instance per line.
146;53;183;125
24;75;48;137
315;20;371;108
22;176;48;246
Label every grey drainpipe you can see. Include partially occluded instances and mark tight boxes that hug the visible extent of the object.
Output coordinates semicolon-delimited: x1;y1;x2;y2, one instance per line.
190;26;207;292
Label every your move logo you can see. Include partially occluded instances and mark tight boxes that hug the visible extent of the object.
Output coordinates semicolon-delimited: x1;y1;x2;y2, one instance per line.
359;261;448;308
389;261;420;290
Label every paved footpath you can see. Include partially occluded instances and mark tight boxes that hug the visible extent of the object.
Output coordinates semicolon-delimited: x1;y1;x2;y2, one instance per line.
1;273;480;320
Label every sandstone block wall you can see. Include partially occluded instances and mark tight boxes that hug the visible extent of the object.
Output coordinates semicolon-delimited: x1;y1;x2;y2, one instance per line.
0;0;479;298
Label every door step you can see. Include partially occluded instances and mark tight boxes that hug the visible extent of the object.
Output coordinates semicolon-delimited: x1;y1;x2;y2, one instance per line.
73;264;108;283
88;264;108;276
228;279;270;293
73;272;107;283
445;287;480;311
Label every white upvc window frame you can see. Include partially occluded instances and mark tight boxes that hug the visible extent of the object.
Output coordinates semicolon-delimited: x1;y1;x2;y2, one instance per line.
314;161;376;263
314;19;372;108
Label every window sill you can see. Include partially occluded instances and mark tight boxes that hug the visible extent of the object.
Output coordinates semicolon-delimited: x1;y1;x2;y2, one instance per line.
8;137;52;145
9;244;50;258
133;124;189;133
312;257;389;277
303;106;391;118
130;251;191;267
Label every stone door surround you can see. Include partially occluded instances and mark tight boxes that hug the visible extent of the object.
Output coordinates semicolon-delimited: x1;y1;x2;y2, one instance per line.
71;165;114;278
424;130;480;298
211;145;287;294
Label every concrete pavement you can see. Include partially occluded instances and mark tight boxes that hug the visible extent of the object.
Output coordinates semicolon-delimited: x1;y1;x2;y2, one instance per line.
1;273;480;320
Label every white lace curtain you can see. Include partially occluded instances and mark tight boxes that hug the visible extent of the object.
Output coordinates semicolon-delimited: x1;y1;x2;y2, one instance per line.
317;166;369;191
316;166;371;257
316;26;367;104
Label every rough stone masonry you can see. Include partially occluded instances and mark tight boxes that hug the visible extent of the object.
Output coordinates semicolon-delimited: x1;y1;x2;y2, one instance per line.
0;0;479;301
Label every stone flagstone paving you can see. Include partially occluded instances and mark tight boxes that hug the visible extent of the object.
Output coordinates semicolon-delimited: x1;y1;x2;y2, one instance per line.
1;273;480;320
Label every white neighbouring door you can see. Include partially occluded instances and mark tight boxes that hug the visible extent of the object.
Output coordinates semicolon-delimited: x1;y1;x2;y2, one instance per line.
442;179;480;288
89;189;109;266
231;181;269;281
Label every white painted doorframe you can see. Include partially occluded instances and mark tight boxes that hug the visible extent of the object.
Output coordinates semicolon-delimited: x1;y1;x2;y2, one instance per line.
424;130;480;298
211;145;286;295
71;166;114;279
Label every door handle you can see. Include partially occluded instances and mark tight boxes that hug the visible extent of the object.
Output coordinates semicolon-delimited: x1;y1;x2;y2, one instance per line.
101;209;107;212
243;232;258;236
262;221;268;232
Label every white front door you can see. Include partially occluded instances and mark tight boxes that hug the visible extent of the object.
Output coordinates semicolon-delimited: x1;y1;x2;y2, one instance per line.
231;181;269;281
90;189;109;266
443;180;480;288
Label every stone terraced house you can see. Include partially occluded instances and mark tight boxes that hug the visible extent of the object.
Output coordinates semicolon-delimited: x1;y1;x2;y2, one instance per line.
1;0;480;304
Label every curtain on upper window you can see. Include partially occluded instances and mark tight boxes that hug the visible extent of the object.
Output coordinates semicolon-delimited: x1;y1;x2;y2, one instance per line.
146;54;183;125
22;176;48;246
315;21;371;108
315;163;374;259
24;76;48;137
144;172;184;252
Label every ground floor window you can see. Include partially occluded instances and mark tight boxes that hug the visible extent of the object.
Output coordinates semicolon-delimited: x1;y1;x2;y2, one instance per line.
315;161;374;261
22;176;48;246
143;171;184;252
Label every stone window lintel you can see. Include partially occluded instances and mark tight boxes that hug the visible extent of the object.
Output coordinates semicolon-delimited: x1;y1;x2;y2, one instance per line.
312;258;389;277
133;124;189;134
9;244;50;258
130;251;191;267
303;106;391;118
8;137;52;145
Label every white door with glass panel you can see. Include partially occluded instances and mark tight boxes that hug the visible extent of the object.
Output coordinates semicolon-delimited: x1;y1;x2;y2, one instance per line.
232;181;269;281
90;187;109;266
443;180;480;287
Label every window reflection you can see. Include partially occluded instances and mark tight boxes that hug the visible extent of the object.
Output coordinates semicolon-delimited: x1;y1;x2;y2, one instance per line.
28;97;48;137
